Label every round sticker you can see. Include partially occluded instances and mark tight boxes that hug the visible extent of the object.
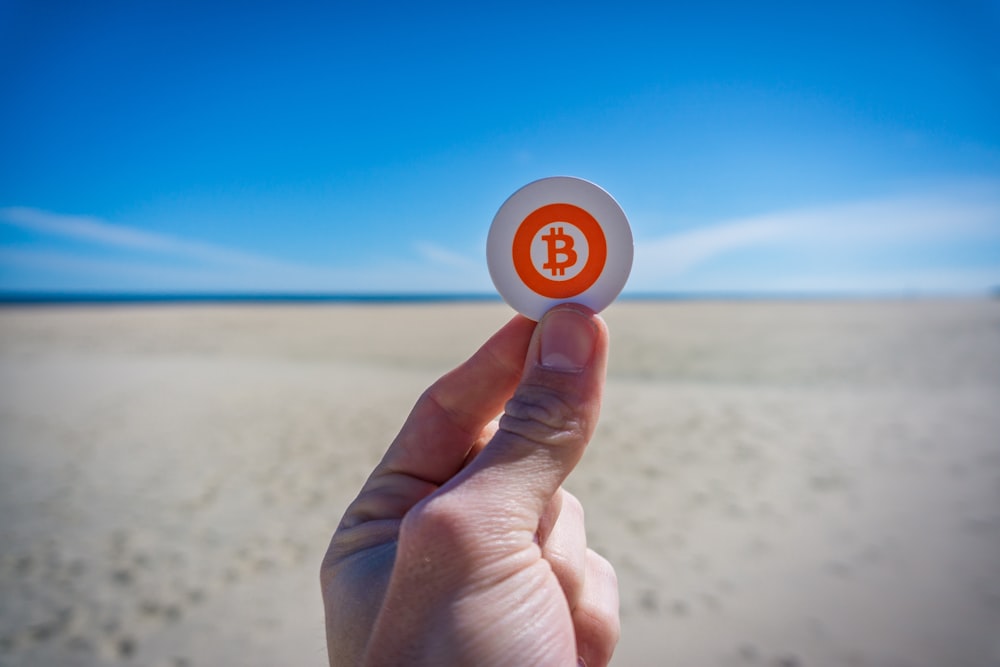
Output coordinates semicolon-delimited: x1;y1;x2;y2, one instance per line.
487;176;633;321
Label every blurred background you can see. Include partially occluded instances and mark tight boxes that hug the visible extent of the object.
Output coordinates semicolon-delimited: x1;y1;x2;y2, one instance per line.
2;3;1000;667
1;0;998;296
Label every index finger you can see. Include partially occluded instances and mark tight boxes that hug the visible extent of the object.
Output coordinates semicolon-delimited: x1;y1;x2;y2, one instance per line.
338;314;535;530
381;314;535;482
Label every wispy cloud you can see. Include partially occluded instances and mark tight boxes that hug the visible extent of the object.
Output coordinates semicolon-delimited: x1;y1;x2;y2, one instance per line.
413;241;480;270
632;184;1000;290
638;217;792;275
0;207;492;292
0;206;288;270
0;247;266;291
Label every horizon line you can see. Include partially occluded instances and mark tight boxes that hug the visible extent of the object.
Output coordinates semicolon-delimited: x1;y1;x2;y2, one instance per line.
1;289;997;306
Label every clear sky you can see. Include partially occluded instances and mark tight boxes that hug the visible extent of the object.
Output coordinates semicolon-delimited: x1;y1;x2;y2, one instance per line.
2;1;999;295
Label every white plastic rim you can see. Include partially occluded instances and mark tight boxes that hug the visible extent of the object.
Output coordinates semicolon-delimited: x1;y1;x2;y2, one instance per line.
487;176;633;321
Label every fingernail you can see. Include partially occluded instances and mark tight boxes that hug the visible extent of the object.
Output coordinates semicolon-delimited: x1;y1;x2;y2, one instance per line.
540;308;597;371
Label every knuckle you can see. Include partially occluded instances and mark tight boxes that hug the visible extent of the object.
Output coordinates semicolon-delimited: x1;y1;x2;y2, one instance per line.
398;494;515;573
499;384;587;446
398;492;489;558
400;495;463;544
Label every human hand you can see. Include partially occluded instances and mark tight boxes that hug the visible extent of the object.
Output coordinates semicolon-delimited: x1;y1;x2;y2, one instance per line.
320;305;619;666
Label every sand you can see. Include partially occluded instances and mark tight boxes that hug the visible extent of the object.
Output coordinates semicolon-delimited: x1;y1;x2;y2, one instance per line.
1;300;999;667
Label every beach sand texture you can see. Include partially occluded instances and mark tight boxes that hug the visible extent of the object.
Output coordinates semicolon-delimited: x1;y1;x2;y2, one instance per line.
1;301;999;667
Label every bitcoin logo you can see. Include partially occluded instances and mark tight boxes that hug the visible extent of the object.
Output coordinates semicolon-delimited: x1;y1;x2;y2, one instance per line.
541;226;577;276
511;203;607;299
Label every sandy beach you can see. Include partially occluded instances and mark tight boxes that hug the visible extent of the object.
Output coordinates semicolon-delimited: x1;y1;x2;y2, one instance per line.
1;300;999;667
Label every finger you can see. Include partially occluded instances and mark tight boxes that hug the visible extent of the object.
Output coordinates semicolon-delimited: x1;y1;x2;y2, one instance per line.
383;314;535;482
574;550;620;667
539;489;587;612
461;420;499;469
339;315;534;529
453;305;608;526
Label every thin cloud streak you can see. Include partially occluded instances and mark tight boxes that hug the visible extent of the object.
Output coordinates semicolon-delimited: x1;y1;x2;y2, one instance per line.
633;187;1000;286
0;206;290;269
638;218;792;275
0;208;492;293
0;245;486;293
0;247;276;290
413;241;480;270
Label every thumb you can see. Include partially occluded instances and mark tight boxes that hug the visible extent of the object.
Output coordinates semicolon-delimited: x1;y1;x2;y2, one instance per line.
452;304;609;528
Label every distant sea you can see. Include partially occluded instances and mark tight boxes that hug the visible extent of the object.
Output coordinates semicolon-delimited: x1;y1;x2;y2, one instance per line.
0;293;505;306
1;291;991;306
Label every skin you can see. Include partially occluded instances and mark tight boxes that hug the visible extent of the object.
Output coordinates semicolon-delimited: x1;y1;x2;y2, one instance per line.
321;305;620;667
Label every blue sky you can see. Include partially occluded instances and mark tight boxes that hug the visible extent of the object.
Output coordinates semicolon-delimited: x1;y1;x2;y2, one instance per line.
1;0;998;295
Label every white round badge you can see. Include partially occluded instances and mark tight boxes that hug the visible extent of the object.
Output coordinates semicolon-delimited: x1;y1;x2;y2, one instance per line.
487;176;633;321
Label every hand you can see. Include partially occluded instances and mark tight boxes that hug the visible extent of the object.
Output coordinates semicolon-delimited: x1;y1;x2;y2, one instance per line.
320;305;619;666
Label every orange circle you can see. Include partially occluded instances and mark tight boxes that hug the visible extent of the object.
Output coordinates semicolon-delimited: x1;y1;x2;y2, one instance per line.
512;203;608;298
